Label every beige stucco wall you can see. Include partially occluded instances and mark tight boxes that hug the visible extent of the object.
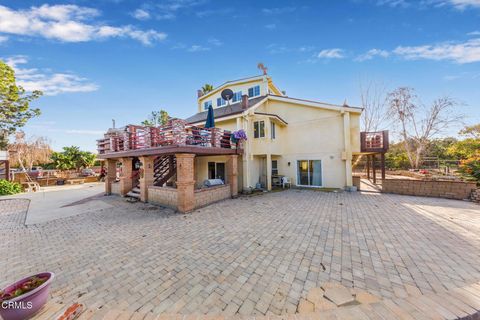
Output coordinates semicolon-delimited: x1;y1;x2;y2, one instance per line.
198;96;362;190
194;155;243;190
247;100;360;188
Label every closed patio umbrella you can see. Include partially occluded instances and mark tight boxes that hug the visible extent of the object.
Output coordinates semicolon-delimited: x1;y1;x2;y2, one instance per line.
205;105;215;128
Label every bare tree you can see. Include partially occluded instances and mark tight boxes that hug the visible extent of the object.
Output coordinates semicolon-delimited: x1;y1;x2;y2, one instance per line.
8;131;52;171
387;87;462;168
359;80;389;132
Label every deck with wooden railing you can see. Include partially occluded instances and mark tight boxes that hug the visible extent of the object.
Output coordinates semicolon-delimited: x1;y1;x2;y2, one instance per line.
360;131;389;153
97;120;235;156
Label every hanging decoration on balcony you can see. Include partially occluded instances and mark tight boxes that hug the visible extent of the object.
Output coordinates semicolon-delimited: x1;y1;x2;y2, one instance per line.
230;129;247;144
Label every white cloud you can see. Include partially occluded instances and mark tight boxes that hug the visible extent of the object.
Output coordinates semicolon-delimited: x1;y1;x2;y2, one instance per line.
0;35;7;43
393;38;480;63
0;4;167;45
207;37;222;46
317;48;345;59
467;30;480;36
262;7;296;15
5;55;98;96
155;0;206;19
377;0;410;7
132;8;150;20
187;45;210;52
265;23;276;30
439;0;480;9
355;48;390;61
378;0;480;9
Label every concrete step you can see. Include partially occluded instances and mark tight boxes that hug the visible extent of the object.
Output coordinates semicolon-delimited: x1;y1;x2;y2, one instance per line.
126;191;140;199
132;187;140;193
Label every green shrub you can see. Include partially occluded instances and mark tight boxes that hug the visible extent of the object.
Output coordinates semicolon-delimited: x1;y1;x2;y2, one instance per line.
0;179;22;195
458;154;480;182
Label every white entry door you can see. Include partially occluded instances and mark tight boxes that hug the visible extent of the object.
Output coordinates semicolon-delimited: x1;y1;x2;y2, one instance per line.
297;160;322;187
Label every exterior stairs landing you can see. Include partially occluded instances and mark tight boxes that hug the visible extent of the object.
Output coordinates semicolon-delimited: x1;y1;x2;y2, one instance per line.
125;187;140;202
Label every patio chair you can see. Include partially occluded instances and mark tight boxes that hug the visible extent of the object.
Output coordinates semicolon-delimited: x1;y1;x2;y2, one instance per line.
281;176;291;189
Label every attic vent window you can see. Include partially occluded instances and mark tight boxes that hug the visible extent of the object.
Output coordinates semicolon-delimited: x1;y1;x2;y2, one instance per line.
217;97;226;107
232;91;242;102
248;85;260;97
203;100;212;110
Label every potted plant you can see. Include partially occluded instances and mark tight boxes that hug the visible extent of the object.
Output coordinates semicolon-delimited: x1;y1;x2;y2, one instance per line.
0;272;54;320
230;129;247;149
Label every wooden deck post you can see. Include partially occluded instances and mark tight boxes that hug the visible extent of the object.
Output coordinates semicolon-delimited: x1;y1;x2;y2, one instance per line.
139;156;154;202
381;153;386;181
366;155;370;179
176;153;196;213
226;155;239;197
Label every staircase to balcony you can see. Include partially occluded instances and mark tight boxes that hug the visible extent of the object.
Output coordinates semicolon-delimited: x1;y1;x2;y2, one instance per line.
153;155;176;187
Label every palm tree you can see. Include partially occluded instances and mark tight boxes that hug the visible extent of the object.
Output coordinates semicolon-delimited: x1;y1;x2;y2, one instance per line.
202;84;214;94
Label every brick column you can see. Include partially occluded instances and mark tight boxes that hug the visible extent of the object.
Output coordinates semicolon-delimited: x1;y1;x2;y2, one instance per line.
105;159;117;195
226;155;239;197
139;156;155;202
119;157;133;196
176;153;195;213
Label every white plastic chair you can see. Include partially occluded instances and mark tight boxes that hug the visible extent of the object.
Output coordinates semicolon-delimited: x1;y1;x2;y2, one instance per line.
281;176;291;189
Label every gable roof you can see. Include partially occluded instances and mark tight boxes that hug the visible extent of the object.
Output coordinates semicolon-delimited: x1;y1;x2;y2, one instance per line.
186;95;267;124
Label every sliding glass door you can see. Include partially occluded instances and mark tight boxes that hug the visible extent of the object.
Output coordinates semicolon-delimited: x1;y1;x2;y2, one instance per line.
297;160;322;187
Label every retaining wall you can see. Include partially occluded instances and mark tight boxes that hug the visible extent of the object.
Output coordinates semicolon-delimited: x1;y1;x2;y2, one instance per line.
194;185;231;209
148;186;178;209
471;188;480;203
382;179;477;200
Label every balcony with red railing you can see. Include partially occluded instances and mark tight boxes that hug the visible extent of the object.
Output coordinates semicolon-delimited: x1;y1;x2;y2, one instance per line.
97;119;236;156
360;131;389;153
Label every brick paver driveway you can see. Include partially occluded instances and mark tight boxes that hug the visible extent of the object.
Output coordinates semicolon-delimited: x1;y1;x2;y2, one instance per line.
1;190;479;316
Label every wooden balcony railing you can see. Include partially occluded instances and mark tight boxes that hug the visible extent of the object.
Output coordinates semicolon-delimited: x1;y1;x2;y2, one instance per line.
360;130;389;153
97;119;233;155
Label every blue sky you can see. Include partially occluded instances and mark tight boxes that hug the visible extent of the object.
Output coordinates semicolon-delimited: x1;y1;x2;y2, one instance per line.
1;0;480;151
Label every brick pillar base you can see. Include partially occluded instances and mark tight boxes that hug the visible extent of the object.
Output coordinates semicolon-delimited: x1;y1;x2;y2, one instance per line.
226;155;238;197
176;153;196;213
139;156;154;202
105;159;117;195
119;157;133;196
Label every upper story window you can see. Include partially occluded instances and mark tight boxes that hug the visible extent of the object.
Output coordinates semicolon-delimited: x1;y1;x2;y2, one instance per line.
248;85;260;97
217;97;226;107
271;121;276;139
203;100;212;110
254;121;265;138
232;91;242;103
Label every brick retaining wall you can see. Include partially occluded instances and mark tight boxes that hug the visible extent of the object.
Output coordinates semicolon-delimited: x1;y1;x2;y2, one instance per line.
472;188;480;203
194;185;231;209
148;185;231;210
148;186;178;209
382;179;477;200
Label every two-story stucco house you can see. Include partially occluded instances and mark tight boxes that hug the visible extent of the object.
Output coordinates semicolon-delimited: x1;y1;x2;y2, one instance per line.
98;74;386;213
184;74;362;191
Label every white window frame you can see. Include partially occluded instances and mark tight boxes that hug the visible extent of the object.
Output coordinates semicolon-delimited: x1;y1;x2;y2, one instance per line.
271;121;276;139
204;100;212;110
296;159;323;187
248;85;260;97
232;91;242;103
217;97;226;107
253;120;265;138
